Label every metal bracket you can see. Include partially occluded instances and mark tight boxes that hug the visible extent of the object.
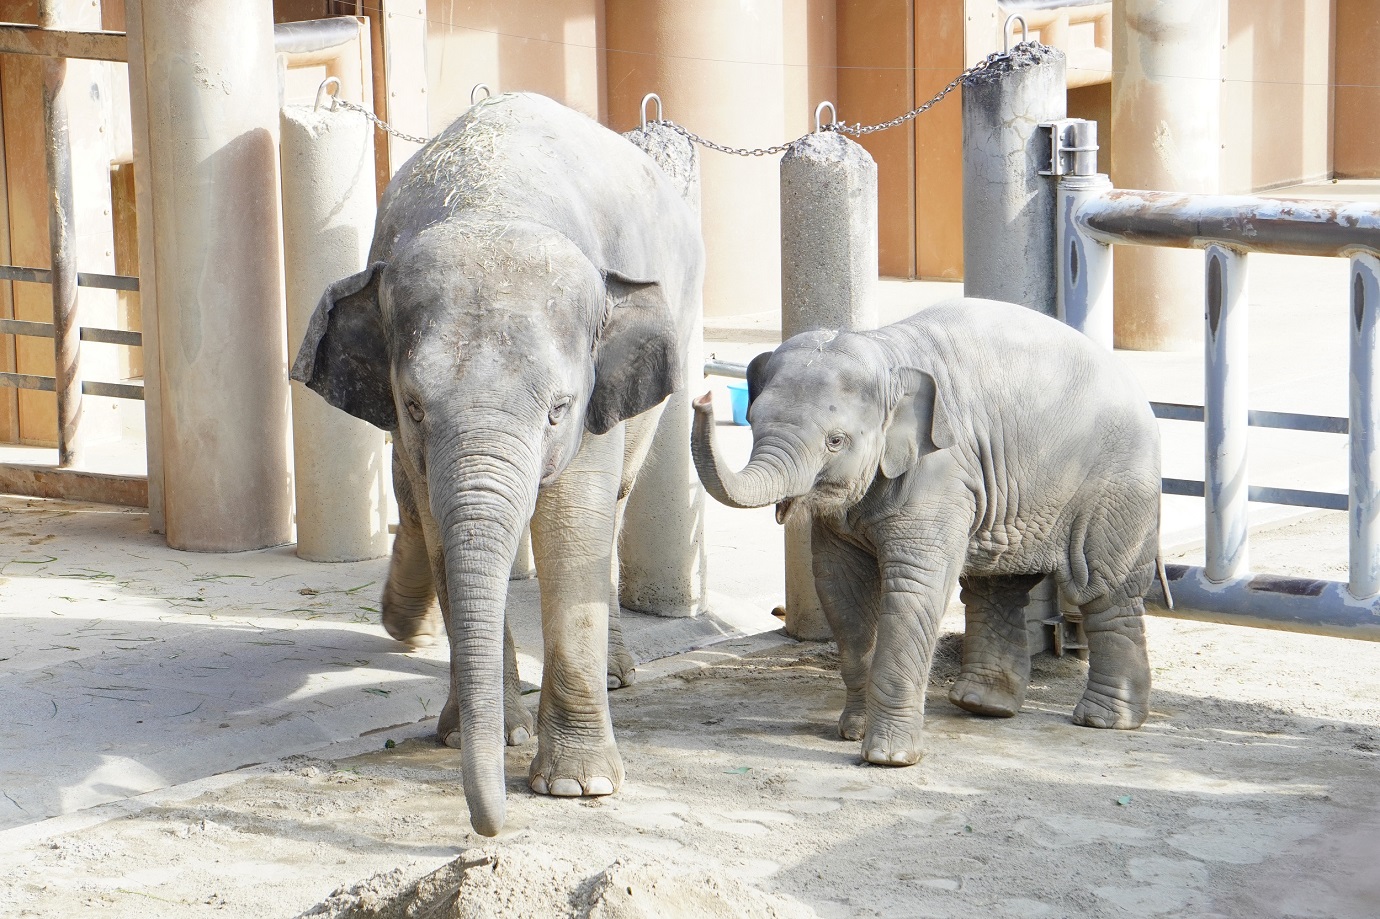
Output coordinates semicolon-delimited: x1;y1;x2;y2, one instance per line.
1044;612;1089;660
1039;118;1099;177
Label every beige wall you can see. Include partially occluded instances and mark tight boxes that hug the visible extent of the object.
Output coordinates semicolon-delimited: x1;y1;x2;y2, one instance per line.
1221;0;1333;192
425;0;606;128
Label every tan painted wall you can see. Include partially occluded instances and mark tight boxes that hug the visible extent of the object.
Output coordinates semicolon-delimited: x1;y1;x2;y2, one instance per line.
1221;0;1333;192
425;0;606;127
1334;0;1380;178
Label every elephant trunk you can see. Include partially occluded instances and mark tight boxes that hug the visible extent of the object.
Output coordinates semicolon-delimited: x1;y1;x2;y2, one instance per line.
430;430;540;837
691;392;813;510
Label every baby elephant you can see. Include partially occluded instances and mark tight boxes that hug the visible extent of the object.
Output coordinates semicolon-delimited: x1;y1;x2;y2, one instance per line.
693;297;1162;766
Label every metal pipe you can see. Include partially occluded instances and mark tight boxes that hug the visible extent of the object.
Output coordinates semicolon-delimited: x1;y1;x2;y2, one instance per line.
1349;252;1380;598
0;264;138;291
1057;172;1113;347
1078;189;1380;258
704;358;747;379
1148;564;1380;642
273;16;362;57
40;0;80;469
1203;244;1249;581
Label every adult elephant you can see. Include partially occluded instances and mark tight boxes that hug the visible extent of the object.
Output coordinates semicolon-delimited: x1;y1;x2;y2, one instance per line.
292;93;703;836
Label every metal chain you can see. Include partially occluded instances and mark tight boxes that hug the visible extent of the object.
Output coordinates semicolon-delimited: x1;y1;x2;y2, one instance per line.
331;97;432;146
649;47;1019;157
318;45;1021;156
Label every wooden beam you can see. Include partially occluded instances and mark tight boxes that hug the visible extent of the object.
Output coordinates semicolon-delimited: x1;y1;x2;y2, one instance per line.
0;23;127;61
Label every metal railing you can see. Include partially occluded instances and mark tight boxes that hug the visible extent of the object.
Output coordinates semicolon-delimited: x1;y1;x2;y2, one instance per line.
1049;117;1380;639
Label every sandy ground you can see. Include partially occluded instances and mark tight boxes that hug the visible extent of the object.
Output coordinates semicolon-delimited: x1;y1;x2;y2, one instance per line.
2;504;1378;918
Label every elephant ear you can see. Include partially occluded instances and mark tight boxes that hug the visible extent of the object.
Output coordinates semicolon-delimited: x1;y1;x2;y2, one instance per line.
587;270;683;435
880;367;953;479
745;351;773;409
290;262;398;431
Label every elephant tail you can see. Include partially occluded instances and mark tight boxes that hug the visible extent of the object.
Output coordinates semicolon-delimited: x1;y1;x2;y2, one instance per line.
1156;554;1175;610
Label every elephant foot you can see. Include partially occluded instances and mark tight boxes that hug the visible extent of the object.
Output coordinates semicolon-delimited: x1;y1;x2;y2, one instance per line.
1072;686;1148;730
948;670;1024;718
436;694;536;748
861;720;924;767
527;738;624;798
380;591;442;649
607;647;636;690
838;695;867;741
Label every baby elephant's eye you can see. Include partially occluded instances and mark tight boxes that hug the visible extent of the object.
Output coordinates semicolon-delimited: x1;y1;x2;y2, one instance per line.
548;395;572;426
405;398;424;423
825;432;848;452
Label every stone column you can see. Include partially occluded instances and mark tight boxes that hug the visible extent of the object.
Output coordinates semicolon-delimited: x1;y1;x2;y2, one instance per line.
1112;0;1222;350
280;105;389;562
779;131;878;641
128;0;292;551
961;43;1067;315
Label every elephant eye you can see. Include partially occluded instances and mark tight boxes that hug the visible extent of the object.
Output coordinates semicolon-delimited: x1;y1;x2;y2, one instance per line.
825;432;848;452
405;398;424;423
548;395;572;425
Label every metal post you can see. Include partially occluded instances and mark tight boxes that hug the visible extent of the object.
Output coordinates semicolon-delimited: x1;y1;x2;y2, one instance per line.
40;0;80;467
1057;173;1113;348
1349;252;1380;598
1204;244;1250;582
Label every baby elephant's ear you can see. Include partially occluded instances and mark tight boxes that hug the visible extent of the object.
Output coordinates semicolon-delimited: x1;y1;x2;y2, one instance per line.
290;262;397;431
587;270;683;435
880;367;953;479
745;351;773;409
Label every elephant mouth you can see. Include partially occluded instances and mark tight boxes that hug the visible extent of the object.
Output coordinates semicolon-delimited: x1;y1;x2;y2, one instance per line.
775;498;794;525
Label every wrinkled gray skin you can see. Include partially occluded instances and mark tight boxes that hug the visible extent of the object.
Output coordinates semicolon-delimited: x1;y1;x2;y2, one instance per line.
292;94;702;835
693;298;1158;766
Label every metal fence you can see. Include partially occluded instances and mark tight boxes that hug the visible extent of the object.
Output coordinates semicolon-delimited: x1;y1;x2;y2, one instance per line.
1048;117;1380;640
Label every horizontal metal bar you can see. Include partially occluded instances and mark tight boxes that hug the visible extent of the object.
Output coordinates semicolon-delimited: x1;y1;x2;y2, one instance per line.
1151;401;1349;434
80;327;141;347
705;359;748;379
0;462;146;507
0;264;138;291
274;17;362;56
81;380;143;400
0;23;127;62
1161;476;1347;510
0;319;141;346
0;370;54;392
1078;189;1380;258
1147;564;1380;641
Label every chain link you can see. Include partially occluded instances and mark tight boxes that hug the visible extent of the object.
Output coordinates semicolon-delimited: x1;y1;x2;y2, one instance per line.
648;47;1016;157
323;46;1019;157
332;97;432;146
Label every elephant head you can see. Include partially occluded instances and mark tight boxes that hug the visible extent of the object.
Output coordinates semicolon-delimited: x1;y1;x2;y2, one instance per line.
291;218;682;835
692;330;952;522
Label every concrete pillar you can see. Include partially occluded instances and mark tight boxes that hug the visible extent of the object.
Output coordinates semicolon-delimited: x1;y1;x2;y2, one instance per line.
605;0;784;319
618;121;706;617
280;105;389;563
1111;0;1222;350
778;131;878;641
129;0;292;552
961;43;1067;316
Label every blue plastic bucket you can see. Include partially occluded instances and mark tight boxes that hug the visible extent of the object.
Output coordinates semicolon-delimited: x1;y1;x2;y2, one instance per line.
727;381;750;425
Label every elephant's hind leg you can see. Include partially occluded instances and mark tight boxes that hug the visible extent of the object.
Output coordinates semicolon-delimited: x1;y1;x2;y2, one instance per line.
1072;594;1151;729
381;460;442;647
948;573;1042;718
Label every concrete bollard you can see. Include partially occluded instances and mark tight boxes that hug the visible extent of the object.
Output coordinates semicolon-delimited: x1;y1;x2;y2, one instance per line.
617;121;707;617
130;0;293;552
961;43;1067;316
280;105;389;563
779;130;879;641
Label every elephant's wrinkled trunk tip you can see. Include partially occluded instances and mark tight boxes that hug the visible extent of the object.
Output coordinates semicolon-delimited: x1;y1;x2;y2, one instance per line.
693;391;713;411
692;400;796;511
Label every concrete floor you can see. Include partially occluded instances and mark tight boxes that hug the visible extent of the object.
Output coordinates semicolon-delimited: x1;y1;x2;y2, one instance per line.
0;180;1368;848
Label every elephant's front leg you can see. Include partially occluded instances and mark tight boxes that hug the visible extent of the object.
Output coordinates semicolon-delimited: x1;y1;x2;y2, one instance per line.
864;499;971;766
381;455;442;647
948;573;1043;718
527;428;625;797
811;523;881;741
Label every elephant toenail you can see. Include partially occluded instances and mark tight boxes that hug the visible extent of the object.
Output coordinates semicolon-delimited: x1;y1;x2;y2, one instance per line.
529;775;548;795
549;778;583;797
508;727;530;746
584;776;615;796
442;731;463;750
606;675;620;690
403;634;435;649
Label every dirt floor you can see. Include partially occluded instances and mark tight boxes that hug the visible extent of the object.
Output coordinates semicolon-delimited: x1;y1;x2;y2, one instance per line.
2;508;1378;918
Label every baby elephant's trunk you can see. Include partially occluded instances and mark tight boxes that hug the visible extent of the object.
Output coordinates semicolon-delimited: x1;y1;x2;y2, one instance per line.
691;392;808;509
